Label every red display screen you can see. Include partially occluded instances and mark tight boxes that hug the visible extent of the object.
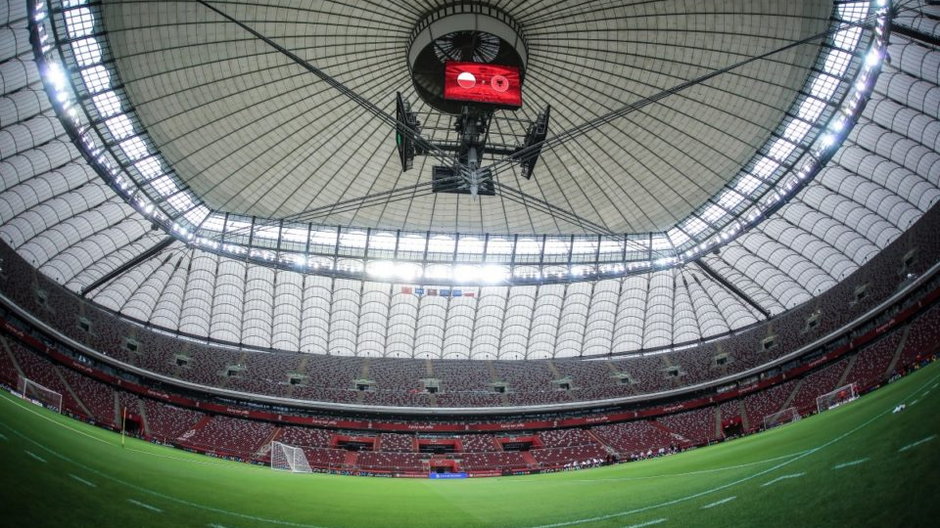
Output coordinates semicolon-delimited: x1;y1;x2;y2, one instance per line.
443;62;522;108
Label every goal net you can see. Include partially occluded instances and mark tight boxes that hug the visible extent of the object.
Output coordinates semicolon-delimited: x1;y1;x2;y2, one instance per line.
816;383;858;413
17;375;62;412
271;441;312;473
763;406;800;430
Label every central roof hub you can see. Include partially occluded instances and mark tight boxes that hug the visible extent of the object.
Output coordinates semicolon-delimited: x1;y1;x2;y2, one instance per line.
408;4;528;114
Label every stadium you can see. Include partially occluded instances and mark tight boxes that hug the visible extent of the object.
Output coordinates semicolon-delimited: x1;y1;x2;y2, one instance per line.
0;0;938;526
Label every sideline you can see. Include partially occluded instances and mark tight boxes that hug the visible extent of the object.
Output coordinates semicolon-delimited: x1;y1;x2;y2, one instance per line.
832;458;868;469
700;496;736;509
898;434;936;452
759;472;805;487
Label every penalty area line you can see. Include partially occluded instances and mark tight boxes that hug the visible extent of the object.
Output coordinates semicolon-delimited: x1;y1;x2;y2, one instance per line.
127;499;163;513
69;473;97;487
833;458;869;469
760;473;805;487
24;450;47;463
701;496;736;509
898;434;937;452
0;431;7;440
625;519;667;528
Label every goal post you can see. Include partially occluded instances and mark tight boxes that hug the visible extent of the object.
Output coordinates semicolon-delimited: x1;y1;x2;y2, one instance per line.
816;383;858;413
763;406;800;430
16;375;62;413
270;441;312;473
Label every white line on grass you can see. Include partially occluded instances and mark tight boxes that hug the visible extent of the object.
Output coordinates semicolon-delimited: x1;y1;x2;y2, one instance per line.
1;371;938;528
624;519;666;528
127;499;163;513
69;473;97;487
501;450;811;485
24;450;46;463
832;458;869;469
0;431;7;440
759;473;805;487
208;524;231;528
898;434;937;452
700;496;736;509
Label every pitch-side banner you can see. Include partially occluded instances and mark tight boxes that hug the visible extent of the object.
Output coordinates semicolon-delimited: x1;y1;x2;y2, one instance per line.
443;61;522;108
429;472;468;479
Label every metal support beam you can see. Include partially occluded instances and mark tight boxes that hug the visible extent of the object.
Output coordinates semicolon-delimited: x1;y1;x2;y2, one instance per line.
81;236;175;297
891;23;940;49
694;259;772;320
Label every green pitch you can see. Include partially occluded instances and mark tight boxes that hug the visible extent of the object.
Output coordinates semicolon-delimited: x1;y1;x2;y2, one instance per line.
2;362;939;528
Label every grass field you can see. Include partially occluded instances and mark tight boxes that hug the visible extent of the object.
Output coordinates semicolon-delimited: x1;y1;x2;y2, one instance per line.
1;362;938;528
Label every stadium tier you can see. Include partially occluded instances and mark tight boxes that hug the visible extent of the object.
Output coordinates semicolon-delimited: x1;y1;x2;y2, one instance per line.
0;204;936;410
0;273;936;475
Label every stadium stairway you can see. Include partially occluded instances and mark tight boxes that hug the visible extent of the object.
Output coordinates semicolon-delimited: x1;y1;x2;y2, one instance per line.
112;392;121;425
779;378;803;412
520;451;538;468
713;406;722;439
885;325;912;377
0;337;21;381
137;399;151;437
485;361;498;383
586;429;621;458
837;354;860;388
737;400;750;431
53;365;93;418
546;360;561;379
650;420;692;447
177;415;213;444
254;427;283;460
343;450;358;468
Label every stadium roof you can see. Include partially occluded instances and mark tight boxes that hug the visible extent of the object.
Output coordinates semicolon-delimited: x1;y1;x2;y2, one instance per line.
1;0;937;358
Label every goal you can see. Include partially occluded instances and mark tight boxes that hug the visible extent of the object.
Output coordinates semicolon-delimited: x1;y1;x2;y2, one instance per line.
270;441;312;473
763;406;800;430
816;383;858;413
17;375;62;412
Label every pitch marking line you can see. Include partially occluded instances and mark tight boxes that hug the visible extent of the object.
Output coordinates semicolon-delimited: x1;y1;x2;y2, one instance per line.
127;499;163;513
701;496;736;509
0;431;7;441
760;472;805;487
833;458;869;469
898;434;937;452
69;473;97;487
624;519;666;528
24;450;47;463
504;450;811;485
208;524;232;528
